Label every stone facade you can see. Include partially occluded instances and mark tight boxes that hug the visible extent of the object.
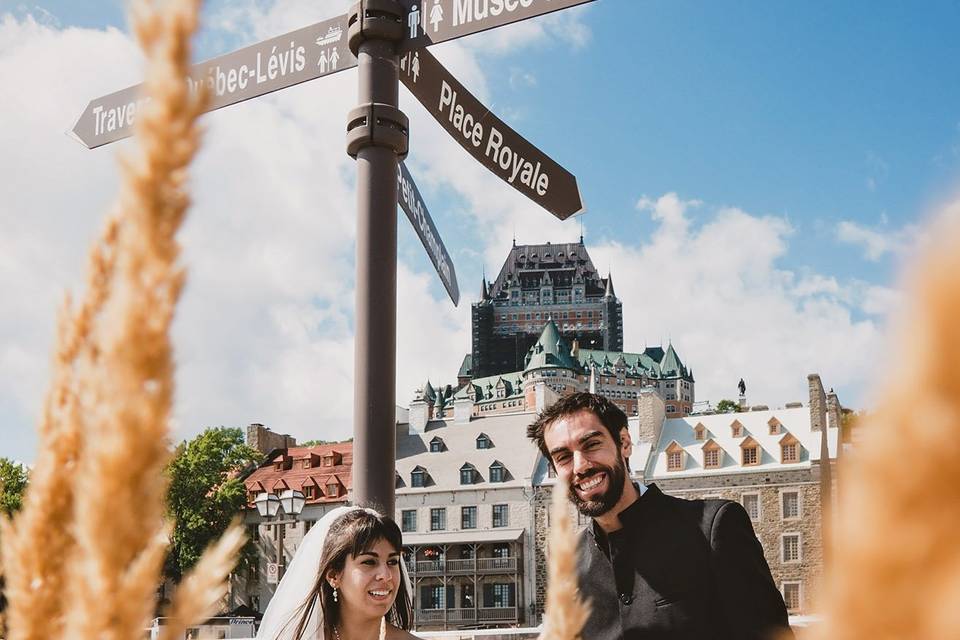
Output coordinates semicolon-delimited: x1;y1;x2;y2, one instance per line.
245;423;297;455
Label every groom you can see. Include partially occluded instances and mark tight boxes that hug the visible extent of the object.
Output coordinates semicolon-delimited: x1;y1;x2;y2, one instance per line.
528;393;792;640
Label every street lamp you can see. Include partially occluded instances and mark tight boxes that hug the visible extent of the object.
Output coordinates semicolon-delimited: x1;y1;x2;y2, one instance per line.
255;490;305;582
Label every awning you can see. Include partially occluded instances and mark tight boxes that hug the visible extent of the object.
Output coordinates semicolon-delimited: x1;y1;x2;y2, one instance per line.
403;528;524;546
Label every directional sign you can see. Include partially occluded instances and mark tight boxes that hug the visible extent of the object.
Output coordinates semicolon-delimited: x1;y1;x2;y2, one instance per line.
397;0;595;53
71;14;356;148
398;162;460;305
400;48;583;219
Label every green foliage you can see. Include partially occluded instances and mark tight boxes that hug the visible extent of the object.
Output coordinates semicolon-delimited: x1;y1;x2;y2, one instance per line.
298;438;351;447
715;399;741;414
164;427;263;582
0;458;29;516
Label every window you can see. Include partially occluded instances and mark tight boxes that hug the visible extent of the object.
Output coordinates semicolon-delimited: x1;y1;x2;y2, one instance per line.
694;424;706;441
782;582;802;611
704;447;721;469
781;439;799;463
461;506;477;529
476;434;492;449
326;482;339;497
411;467;427;487
421;585;454;610
667;451;682;471
484;583;516;608
782;533;801;563
492;504;509;528
460;464;476;485
429;437;444;453
742;446;759;465
742;493;760;521
768;418;782;435
489;462;506;483
430;507;446;531
782;491;800;519
401;509;417;532
731;421;744;438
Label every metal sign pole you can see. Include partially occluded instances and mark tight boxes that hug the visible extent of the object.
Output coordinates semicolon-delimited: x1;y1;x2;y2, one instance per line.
346;0;407;516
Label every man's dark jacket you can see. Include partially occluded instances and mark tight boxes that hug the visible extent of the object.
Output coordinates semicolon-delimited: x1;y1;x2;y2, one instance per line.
576;483;792;640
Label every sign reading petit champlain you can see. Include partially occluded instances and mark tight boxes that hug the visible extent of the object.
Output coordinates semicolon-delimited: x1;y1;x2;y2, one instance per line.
400;47;583;219
73;0;593;513
397;162;460;305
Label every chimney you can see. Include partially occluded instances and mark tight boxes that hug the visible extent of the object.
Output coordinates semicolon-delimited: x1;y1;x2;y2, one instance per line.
409;397;430;434
826;390;842;431
808;374;827;432
636;387;666;445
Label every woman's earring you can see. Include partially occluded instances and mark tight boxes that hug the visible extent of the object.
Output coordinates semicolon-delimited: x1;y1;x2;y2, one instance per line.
332;586;339;603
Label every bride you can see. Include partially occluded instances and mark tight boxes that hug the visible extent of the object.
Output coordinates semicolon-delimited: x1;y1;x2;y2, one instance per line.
256;507;416;640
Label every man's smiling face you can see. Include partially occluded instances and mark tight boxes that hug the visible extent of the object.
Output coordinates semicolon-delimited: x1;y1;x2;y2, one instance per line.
544;409;633;517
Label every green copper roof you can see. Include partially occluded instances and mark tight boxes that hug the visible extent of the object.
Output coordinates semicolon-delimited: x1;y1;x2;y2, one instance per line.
524;320;580;372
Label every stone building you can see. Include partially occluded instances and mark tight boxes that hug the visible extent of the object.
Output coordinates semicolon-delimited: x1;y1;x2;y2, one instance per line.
394;410;543;630
466;238;624;380
240;442;353;611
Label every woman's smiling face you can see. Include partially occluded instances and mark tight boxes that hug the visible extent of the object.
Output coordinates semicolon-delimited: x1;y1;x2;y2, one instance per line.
331;537;402;620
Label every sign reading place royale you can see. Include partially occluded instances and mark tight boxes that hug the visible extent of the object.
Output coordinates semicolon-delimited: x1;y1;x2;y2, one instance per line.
397;162;460;305
71;14;356;148
400;47;583;220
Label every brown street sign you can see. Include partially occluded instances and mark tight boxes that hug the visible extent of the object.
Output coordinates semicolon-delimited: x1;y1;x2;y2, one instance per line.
71;14;356;148
396;0;595;53
398;162;460;305
400;47;583;220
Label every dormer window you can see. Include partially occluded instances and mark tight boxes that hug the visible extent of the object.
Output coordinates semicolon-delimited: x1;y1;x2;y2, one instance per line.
731;420;744;438
326;482;340;497
780;433;801;463
768;418;782;435
304;485;315;499
666;441;685;472
740;436;761;466
489;461;506;483
429;437;445;453
476;433;492;449
460;464;477;485
702;439;723;469
694;423;706;441
411;466;428;488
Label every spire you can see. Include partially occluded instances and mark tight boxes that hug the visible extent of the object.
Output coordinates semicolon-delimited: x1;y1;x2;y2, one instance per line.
589;363;597;394
481;275;490;300
604;271;615;298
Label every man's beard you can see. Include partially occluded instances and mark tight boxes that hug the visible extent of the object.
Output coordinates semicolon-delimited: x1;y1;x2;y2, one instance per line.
568;457;627;517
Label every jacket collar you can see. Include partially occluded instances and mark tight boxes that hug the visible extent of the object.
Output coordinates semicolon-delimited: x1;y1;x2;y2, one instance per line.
588;482;663;540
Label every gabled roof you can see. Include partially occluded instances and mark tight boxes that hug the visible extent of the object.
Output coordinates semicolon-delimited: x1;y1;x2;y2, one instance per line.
244;443;353;506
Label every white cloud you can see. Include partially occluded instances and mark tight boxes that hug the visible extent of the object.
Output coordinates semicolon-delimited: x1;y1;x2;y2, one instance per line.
589;193;890;410
836;219;918;261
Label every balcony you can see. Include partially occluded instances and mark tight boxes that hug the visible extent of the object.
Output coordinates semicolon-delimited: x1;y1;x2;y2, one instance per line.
405;556;518;576
414;607;519;625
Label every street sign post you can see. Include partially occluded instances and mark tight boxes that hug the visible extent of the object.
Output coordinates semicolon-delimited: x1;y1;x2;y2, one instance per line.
73;0;592;514
398;162;460;305
400;47;584;219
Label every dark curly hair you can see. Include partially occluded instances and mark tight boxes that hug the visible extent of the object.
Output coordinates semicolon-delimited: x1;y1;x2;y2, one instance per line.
527;392;628;467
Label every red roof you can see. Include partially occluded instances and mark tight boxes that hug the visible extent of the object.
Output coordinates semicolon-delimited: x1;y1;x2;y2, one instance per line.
245;442;353;506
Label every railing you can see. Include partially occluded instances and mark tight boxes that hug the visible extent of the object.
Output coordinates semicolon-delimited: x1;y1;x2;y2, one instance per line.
405;557;517;575
414;607;519;625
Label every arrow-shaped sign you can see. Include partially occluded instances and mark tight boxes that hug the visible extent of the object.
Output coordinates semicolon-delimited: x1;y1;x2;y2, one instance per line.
398;162;460;306
396;0;595;54
71;14;356;148
400;47;583;220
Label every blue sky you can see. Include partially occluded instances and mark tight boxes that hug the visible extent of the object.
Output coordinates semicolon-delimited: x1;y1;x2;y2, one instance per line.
1;0;958;464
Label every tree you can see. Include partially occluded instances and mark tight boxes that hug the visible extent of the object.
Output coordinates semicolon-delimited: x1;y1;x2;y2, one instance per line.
715;399;741;414
299;438;352;447
0;458;28;516
164;428;263;582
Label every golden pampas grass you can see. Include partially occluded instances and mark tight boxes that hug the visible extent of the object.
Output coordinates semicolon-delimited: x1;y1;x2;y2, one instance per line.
810;201;960;640
540;479;590;640
159;522;246;640
1;0;245;638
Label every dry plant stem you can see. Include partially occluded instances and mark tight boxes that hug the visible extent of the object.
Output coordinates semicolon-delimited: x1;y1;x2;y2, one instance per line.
540;479;590;640
812;205;960;640
0;216;120;640
158;523;246;640
56;0;206;638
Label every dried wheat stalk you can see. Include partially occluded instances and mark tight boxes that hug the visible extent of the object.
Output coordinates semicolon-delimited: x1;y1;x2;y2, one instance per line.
811;202;960;640
540;480;590;640
2;0;248;638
